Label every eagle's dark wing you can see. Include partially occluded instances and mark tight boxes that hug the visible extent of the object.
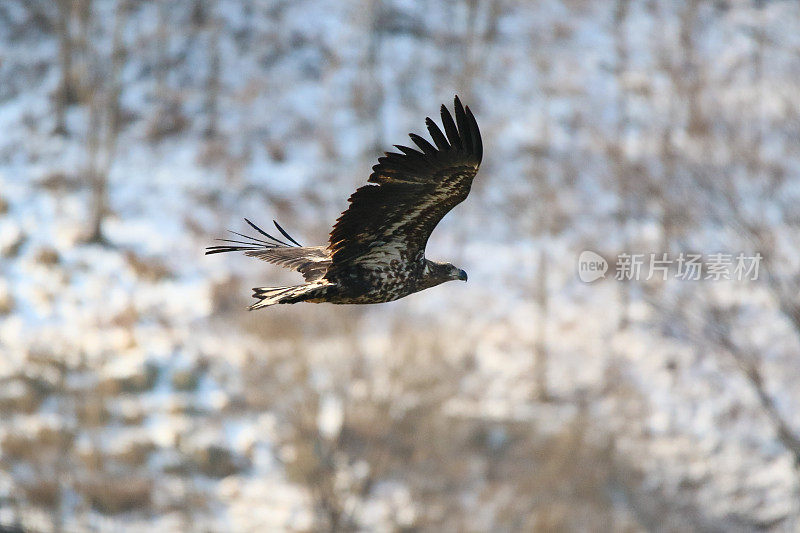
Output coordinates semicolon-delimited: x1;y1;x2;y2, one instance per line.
325;96;482;275
206;219;331;282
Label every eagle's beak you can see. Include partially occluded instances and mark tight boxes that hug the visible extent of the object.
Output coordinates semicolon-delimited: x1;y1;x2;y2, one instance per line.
458;269;468;282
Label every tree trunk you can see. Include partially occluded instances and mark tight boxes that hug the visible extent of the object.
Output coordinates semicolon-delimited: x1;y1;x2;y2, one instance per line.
54;0;75;135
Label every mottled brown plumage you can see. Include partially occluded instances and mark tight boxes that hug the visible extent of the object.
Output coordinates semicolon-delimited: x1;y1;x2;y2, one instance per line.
206;96;482;309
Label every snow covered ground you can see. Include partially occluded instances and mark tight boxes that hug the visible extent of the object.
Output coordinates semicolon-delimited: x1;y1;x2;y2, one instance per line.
1;0;799;531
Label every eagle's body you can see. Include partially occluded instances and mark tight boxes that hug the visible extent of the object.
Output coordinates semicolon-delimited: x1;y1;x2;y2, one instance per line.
207;97;482;308
300;254;443;304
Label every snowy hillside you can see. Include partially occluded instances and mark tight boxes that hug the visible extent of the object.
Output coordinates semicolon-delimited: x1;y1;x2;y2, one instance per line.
1;0;799;531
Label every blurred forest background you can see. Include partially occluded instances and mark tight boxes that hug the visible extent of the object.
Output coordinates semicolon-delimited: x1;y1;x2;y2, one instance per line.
1;0;800;531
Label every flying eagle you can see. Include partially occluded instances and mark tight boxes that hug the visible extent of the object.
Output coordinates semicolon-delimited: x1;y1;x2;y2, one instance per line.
206;96;482;309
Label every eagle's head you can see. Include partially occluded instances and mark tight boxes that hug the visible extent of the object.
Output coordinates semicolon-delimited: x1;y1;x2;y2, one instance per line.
422;260;468;289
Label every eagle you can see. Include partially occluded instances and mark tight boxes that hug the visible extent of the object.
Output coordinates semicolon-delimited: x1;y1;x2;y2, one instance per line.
206;96;482;309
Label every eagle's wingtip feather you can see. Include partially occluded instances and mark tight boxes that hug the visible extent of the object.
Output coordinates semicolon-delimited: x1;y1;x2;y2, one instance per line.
272;219;302;247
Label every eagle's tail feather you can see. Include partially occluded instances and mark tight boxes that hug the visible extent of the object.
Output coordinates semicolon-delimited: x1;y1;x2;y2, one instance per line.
249;283;326;310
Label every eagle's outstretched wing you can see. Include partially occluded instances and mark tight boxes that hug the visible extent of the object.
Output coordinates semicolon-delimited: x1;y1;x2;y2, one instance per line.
206;219;331;282
325;96;482;275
